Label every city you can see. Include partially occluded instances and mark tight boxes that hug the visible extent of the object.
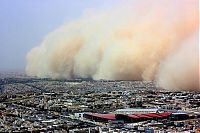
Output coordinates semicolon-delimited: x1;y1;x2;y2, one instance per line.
0;75;199;132
0;0;199;133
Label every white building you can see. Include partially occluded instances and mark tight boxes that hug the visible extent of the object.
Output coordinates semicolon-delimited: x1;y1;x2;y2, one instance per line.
115;108;160;114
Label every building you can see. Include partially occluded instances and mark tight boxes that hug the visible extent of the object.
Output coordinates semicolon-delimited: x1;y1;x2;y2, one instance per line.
115;108;160;114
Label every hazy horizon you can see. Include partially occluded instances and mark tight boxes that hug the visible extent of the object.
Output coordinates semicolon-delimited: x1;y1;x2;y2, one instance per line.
0;0;199;91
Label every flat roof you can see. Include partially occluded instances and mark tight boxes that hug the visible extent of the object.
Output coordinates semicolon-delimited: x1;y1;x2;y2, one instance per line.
86;113;116;120
134;114;152;118
172;112;188;115
158;112;172;117
85;112;173;121
115;108;159;112
127;114;140;118
145;113;163;118
125;112;171;119
85;112;172;121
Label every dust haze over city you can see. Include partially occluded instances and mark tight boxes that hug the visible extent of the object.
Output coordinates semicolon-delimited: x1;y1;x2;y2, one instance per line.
26;0;199;91
0;0;200;132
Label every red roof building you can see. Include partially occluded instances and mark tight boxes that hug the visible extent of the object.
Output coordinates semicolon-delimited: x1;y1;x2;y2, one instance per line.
84;112;172;123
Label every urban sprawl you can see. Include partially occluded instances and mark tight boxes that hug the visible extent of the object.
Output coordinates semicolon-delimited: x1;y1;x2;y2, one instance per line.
0;73;199;133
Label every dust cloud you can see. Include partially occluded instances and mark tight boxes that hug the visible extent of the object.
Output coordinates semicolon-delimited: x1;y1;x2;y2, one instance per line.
26;0;199;91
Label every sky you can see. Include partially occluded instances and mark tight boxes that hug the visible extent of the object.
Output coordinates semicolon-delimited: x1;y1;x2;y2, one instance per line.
0;0;120;72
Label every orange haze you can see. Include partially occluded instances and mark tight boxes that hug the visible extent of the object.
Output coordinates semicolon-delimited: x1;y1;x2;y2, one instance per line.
26;0;199;91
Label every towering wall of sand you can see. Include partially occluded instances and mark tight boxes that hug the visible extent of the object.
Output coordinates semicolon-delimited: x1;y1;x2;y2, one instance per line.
26;0;199;91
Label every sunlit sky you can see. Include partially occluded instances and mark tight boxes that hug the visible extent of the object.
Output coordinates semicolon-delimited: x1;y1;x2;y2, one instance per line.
0;0;120;71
